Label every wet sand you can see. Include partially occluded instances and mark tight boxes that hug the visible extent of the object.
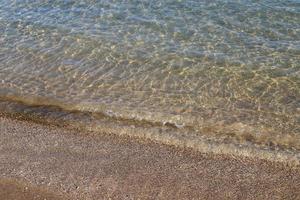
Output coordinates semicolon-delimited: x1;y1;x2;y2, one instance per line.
0;178;69;200
0;117;299;199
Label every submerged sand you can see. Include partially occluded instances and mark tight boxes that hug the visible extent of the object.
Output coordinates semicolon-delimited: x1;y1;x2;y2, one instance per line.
0;117;299;199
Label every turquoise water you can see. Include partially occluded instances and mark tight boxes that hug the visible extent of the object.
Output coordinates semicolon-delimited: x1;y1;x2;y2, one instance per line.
0;0;299;153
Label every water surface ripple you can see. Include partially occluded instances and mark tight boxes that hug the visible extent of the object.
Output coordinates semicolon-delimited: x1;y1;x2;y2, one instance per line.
0;0;299;156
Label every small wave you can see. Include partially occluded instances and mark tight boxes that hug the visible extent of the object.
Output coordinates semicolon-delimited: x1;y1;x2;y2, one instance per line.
0;96;299;166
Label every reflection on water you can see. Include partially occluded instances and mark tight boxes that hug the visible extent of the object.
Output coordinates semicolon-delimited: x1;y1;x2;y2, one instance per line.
0;0;299;154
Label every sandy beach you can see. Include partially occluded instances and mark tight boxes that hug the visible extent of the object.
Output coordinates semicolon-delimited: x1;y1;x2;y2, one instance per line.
0;116;299;199
1;0;299;199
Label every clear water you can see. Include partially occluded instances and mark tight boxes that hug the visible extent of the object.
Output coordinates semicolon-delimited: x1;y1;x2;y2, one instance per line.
0;0;299;154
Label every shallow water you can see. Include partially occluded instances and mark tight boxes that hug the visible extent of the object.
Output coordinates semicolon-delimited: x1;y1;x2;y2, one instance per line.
0;0;299;154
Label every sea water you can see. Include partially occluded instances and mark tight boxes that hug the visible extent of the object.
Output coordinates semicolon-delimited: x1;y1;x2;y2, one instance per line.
0;0;299;162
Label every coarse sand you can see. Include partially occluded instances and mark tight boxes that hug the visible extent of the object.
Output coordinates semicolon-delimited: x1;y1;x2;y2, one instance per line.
0;117;299;199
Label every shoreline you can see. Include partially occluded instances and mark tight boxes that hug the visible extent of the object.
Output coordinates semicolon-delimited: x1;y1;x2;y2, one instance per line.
1;98;299;166
0;116;299;199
